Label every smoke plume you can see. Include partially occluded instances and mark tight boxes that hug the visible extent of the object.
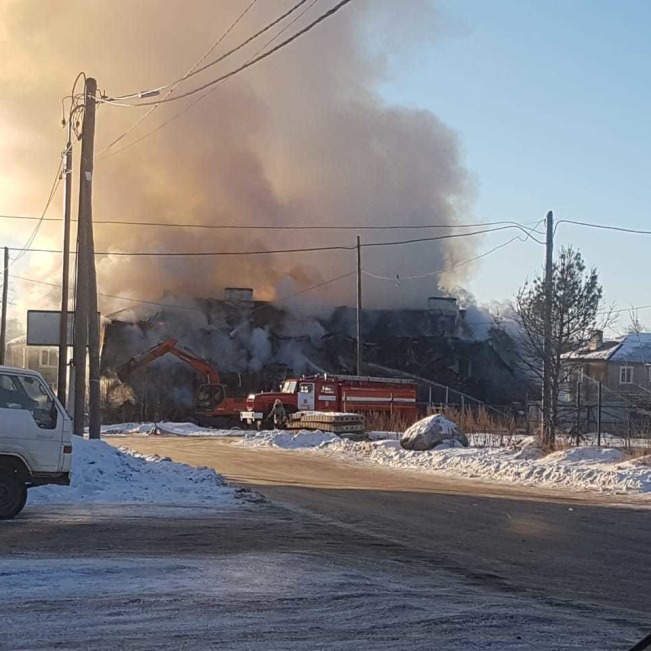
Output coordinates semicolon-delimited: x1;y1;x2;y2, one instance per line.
0;0;475;316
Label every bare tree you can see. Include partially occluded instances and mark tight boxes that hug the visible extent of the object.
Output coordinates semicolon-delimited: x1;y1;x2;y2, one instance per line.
514;247;607;445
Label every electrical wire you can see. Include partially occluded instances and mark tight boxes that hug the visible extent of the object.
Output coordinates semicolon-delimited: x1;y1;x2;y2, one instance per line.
95;0;260;158
6;224;544;257
112;0;355;108
0;215;543;232
103;0;311;104
10;269;354;314
247;0;320;61
9;156;66;266
362;234;526;282
95;0;335;158
556;219;651;236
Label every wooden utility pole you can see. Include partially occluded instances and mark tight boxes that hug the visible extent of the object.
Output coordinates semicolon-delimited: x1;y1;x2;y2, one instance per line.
0;247;8;365
541;210;554;446
73;77;99;437
356;235;363;377
57;131;73;404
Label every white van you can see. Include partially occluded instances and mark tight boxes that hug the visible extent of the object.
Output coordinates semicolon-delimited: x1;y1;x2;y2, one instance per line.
0;366;72;519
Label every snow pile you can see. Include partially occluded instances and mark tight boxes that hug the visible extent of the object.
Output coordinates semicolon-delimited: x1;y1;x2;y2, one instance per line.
400;414;467;450
322;439;651;494
101;422;242;437
101;422;156;436
241;430;339;450
29;436;239;506
243;430;651;495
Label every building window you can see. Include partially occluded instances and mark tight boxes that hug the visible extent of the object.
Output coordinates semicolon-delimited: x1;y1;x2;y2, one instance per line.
620;366;633;384
39;349;58;369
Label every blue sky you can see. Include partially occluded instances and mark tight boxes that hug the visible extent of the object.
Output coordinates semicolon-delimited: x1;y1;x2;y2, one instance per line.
379;0;651;329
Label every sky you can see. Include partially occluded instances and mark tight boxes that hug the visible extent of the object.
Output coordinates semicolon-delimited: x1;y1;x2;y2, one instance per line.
379;0;651;330
1;0;650;334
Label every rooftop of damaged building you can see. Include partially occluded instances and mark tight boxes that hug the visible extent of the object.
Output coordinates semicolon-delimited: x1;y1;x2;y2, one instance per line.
101;291;477;373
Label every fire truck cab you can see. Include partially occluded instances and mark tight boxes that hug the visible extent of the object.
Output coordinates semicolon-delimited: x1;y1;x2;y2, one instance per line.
240;374;418;428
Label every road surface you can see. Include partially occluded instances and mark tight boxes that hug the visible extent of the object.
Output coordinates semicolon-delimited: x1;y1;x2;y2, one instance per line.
3;435;649;649
114;436;651;616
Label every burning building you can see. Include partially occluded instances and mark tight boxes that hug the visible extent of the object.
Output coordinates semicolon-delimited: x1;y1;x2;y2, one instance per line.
100;290;530;422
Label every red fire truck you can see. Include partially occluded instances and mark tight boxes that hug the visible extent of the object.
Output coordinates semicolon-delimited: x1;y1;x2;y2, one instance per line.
240;374;419;428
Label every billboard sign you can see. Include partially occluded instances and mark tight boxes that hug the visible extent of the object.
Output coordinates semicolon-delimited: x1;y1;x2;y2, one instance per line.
26;310;99;347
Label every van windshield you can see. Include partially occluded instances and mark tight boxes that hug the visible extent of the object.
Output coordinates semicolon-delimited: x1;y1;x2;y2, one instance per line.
0;373;56;429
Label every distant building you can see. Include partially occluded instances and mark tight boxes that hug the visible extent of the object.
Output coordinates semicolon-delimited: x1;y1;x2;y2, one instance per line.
563;330;651;430
5;335;59;391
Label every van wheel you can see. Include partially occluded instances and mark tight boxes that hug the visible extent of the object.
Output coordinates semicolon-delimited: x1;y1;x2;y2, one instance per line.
0;471;27;520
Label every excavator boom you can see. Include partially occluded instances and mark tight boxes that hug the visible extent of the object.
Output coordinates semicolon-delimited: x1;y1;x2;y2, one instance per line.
117;337;220;384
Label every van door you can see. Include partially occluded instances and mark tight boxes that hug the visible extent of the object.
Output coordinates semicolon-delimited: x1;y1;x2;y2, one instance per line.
0;372;61;472
297;382;315;411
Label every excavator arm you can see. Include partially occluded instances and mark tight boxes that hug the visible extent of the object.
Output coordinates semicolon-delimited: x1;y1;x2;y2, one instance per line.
117;337;220;384
167;347;220;384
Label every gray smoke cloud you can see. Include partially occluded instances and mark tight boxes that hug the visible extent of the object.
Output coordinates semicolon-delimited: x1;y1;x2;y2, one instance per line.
0;0;475;315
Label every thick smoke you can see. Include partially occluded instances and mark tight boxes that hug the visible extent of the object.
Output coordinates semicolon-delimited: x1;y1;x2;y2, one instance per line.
0;0;474;315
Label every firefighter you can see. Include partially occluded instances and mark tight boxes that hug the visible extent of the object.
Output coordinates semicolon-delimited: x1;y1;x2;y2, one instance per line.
268;398;287;429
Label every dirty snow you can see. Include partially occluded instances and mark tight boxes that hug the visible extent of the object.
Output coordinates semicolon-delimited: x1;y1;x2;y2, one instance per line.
29;436;240;507
242;430;651;495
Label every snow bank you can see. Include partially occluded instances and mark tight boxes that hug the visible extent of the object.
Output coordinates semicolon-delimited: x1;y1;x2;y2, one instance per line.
29;437;239;507
243;431;651;495
101;422;156;436
323;439;651;495
241;430;339;449
101;422;242;437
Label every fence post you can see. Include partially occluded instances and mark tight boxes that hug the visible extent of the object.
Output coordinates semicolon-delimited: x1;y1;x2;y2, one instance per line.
597;381;602;447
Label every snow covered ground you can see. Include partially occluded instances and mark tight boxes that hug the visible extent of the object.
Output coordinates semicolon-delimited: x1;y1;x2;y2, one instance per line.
0;552;644;649
242;430;651;496
29;436;242;507
101;421;244;437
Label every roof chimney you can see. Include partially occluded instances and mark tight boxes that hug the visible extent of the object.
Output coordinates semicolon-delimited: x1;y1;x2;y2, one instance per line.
589;330;603;351
427;296;458;315
224;287;253;302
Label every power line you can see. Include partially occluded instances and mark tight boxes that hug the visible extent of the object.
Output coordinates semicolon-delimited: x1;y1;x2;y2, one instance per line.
110;0;354;108
95;0;260;158
247;0;320;61
0;214;543;232
6;224;543;257
103;0;311;104
94;1;320;160
10;269;354;314
10;157;66;266
362;234;527;282
556;219;651;236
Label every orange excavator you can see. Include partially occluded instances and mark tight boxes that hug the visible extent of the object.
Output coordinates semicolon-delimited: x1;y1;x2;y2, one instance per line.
117;337;247;426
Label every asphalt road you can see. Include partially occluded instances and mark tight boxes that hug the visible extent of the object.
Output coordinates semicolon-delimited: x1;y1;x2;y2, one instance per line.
113;436;651;617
